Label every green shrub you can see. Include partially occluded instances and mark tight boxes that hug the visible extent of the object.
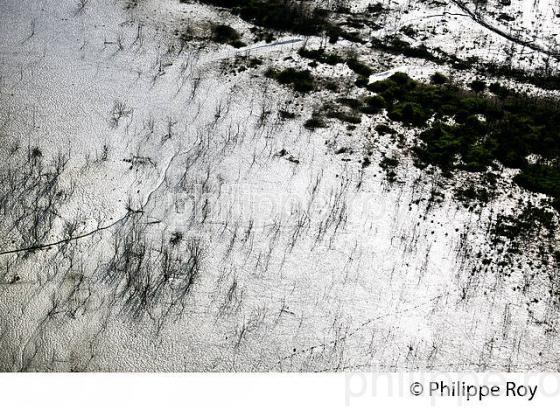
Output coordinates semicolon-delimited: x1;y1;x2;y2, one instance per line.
388;102;429;126
469;79;486;94
430;72;448;85
514;164;560;200
279;110;296;119
304;115;327;130
212;24;242;45
336;97;362;110
326;110;361;124
355;76;369;88
390;72;413;85
488;82;510;98
266;67;315;93
370;36;442;63
455;184;490;204
366;80;391;93
371;72;560;207
347;58;373;77
197;0;332;36
375;124;396;135
363;95;386;113
380;156;399;182
380;157;399;168
298;48;342;65
367;73;417;103
415;123;461;169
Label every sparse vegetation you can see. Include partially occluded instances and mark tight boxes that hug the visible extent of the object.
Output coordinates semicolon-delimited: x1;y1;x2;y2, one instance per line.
370;35;560;92
6;0;560;374
379;156;399;183
0;149;72;252
365;72;560;209
102;215;203;321
491;203;558;269
455;184;491;206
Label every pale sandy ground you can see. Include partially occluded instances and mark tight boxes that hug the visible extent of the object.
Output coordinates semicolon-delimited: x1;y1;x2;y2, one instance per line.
0;0;559;371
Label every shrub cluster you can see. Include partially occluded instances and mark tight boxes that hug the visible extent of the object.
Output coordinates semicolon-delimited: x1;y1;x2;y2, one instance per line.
366;72;560;207
304;114;327;130
298;48;343;65
346;58;373;77
370;35;560;92
298;48;374;79
212;24;245;48
195;0;332;36
265;67;315;93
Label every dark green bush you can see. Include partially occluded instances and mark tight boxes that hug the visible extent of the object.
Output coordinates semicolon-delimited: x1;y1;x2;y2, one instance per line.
196;0;332;36
390;72;413;85
336;97;362;110
455;184;490;204
326;110;361;124
469;79;486;94
355;76;369;88
266;67;315;93
279;110;296;119
380;157;399;168
211;24;246;47
375;124;396;135
488;82;510;98
363;95;386;112
415;123;461;169
389;102;429;126
371;37;441;63
298;48;342;65
430;72;448;85
304;115;327;130
212;24;240;43
514;164;560;200
347;58;373;77
380;156;399;182
369;72;560;206
367;73;417;102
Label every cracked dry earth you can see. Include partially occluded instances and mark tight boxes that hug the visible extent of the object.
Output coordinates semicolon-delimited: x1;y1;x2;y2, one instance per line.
1;0;560;371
